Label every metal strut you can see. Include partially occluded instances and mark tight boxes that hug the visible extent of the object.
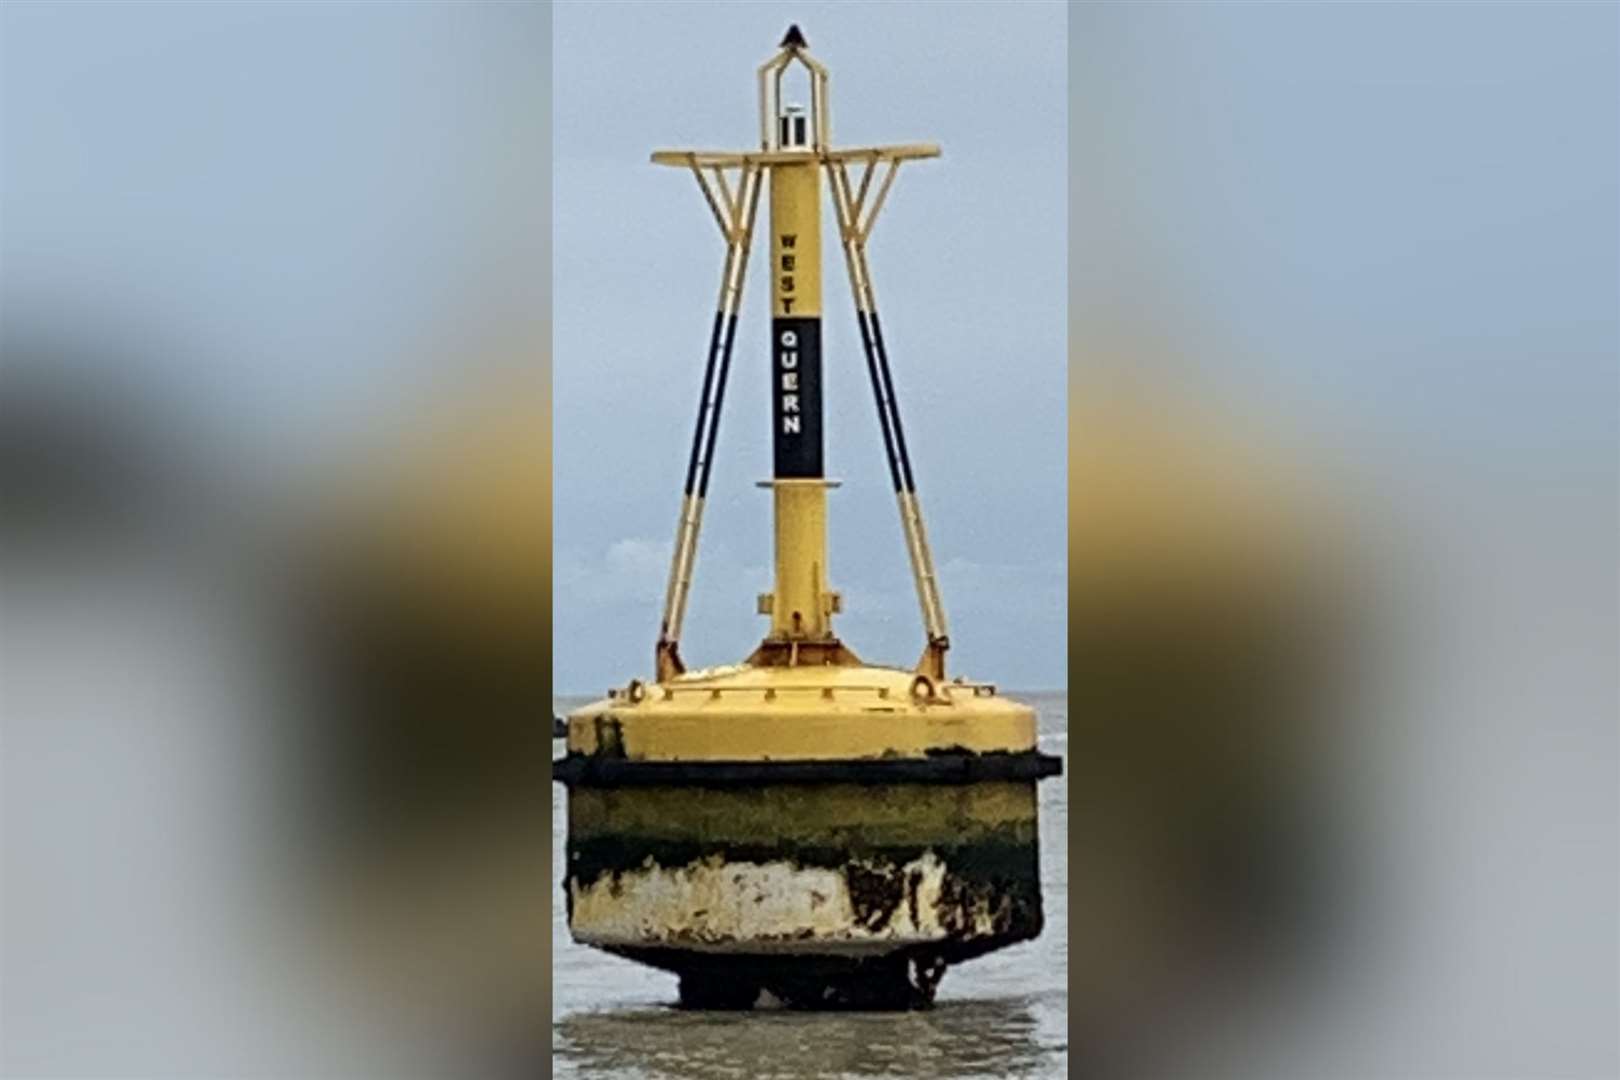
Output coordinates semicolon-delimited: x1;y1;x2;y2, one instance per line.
656;159;764;682
827;156;950;679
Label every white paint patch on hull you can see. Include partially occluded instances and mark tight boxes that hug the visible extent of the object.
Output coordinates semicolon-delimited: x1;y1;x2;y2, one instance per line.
569;851;1007;955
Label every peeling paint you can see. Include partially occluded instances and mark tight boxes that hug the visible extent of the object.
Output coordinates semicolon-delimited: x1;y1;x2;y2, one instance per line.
569;849;1032;956
560;776;1049;1008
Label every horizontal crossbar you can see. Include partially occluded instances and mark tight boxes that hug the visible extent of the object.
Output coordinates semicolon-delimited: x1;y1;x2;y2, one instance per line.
652;143;941;168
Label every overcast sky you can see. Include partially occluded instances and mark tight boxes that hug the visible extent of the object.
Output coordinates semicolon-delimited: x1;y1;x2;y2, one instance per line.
4;0;1610;706
552;1;1070;694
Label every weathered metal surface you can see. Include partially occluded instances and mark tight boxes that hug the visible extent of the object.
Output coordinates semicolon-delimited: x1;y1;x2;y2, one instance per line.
570;848;1039;954
556;646;1053;1012
552;750;1061;787
563;779;1043;1006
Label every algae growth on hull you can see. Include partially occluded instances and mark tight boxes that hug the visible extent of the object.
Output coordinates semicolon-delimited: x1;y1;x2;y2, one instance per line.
563;780;1044;1007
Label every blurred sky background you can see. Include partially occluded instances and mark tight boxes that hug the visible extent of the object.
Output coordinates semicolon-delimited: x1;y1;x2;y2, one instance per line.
1071;2;1616;467
552;1;1069;694
2;0;550;482
3;4;551;1076
1070;5;1617;1078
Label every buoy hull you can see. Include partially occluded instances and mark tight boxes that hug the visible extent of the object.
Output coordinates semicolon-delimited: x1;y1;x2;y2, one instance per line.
562;778;1046;1007
556;667;1060;1009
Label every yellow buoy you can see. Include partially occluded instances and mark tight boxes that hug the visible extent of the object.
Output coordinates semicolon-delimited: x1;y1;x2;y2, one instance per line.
553;25;1061;1010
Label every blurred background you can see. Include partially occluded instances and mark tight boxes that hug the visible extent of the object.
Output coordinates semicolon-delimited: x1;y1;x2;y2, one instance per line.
1067;3;1618;1078
1;1;1615;1079
2;2;552;1076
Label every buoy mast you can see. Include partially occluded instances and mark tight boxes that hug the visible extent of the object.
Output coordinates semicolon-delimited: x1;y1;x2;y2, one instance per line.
653;25;948;682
